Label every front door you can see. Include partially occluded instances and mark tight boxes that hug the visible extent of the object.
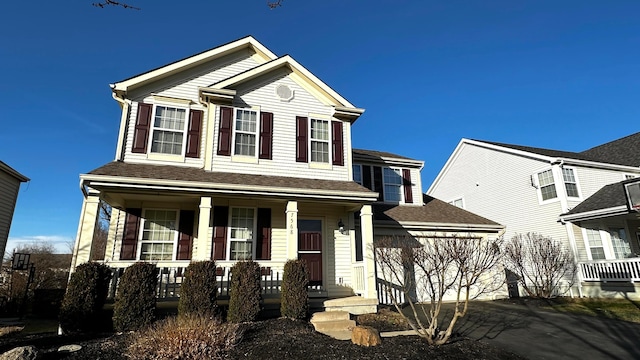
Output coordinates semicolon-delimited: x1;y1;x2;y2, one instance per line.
298;219;322;286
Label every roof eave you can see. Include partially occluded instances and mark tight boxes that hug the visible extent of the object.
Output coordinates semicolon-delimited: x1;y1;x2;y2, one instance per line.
374;220;504;232
0;162;29;182
559;205;631;223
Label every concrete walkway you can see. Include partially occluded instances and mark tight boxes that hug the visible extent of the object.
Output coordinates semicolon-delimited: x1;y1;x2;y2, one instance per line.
447;301;640;360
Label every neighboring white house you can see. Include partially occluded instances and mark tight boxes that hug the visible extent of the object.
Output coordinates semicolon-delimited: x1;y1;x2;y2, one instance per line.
0;161;29;258
72;36;505;309
428;133;640;297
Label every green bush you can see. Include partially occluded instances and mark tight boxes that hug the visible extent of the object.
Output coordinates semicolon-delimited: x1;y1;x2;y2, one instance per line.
227;261;261;323
280;260;309;319
178;261;218;318
128;315;243;360
113;262;158;331
59;262;112;334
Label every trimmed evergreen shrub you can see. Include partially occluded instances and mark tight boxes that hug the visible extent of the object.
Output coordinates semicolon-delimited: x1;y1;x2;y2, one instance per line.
227;261;261;323
178;261;218;318
59;262;112;334
280;259;309;319
113;262;158;332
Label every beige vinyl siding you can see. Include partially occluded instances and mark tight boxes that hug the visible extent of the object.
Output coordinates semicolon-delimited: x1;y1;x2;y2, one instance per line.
566;166;635;209
428;143;568;244
0;171;21;254
571;223;588;261
210;70;350;182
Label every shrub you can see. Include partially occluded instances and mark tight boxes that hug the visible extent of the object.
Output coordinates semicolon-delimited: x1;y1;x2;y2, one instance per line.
113;262;158;332
128;315;243;360
280;260;309;319
178;261;218;318
59;262;112;334
227;261;261;323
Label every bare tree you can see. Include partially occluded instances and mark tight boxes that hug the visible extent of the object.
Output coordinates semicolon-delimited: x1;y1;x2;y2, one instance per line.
267;0;285;9
503;233;576;298
375;235;504;345
91;199;112;261
93;0;140;10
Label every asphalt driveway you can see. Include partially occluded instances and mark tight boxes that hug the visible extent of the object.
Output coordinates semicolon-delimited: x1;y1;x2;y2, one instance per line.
450;300;640;360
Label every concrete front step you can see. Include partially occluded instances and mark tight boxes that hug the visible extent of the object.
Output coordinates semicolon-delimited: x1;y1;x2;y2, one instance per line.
324;296;378;315
310;310;350;322
311;319;356;333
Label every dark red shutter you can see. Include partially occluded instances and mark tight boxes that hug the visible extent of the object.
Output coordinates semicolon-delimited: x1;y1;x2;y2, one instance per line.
296;116;308;162
331;121;343;166
259;112;273;160
177;210;195;260
362;165;372;191
217;107;233;156
132;103;152;154
255;208;271;260
185;110;203;158
402;169;413;204
120;208;141;260
373;166;384;201
212;206;229;260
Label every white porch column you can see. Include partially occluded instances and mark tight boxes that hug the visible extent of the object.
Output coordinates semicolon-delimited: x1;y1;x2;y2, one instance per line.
195;196;212;260
360;204;377;299
71;193;100;271
286;201;299;259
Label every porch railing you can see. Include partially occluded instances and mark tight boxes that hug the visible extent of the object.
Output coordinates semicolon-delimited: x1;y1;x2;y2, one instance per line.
579;258;640;282
376;278;406;305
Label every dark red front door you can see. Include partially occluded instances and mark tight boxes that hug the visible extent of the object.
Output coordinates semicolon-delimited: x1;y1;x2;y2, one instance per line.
298;220;322;286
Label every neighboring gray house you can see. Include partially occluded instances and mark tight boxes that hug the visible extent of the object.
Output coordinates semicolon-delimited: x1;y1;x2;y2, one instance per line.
0;161;29;257
428;132;640;298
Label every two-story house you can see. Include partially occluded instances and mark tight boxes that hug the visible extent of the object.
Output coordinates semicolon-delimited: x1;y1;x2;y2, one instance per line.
428;133;640;297
71;37;504;310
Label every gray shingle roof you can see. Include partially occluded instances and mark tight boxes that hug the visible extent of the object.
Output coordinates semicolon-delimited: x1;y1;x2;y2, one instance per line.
352;149;417;161
564;180;629;215
86;162;375;195
373;194;501;227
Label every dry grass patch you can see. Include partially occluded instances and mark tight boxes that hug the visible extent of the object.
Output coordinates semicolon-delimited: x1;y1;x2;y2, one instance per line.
546;298;640;323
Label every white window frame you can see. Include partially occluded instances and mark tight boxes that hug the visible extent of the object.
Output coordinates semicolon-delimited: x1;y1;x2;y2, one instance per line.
352;164;363;185
535;169;558;203
582;224;633;260
227;207;257;261
609;226;632;259
231;108;259;158
149;104;190;156
383;167;404;203
309;118;331;164
448;197;464;208
137;209;179;261
561;167;581;199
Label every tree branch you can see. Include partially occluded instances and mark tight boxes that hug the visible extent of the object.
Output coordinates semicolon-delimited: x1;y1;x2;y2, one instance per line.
93;0;140;10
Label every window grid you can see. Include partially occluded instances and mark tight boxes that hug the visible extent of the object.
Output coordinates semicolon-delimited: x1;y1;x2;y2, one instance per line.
234;109;257;156
140;210;177;261
151;106;186;155
538;170;557;201
383;168;403;202
562;168;579;198
586;228;605;260
610;228;632;259
353;165;362;184
230;208;255;260
310;119;329;163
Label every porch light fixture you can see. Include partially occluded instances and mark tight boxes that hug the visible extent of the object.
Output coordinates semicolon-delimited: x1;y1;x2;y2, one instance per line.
338;219;347;235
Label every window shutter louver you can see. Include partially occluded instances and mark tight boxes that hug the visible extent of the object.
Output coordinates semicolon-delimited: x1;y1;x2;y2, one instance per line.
259;112;273;159
120;208;142;260
132;103;152;154
177;210;195;260
373;166;384;201
296;116;308;162
331;121;343;166
212;206;229;260
185;110;203;158
402;169;413;204
362;165;373;190
217;107;233;156
255;208;271;260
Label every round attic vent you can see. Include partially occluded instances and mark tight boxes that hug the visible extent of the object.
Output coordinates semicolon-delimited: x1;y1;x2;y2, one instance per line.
275;84;294;101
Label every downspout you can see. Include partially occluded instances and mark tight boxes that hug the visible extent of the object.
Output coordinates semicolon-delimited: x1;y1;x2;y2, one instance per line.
111;87;131;162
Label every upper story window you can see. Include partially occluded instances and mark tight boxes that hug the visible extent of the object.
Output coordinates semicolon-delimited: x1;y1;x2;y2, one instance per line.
229;207;255;260
537;169;557;201
353;165;362;184
310;119;330;163
151;106;187;155
625;174;637;180
139;209;178;261
449;198;464;208
383;168;403;202
562;168;579;198
233;109;258;156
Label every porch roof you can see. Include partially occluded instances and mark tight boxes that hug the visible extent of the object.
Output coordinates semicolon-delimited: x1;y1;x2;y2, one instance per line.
560;179;633;222
373;194;503;231
82;161;378;201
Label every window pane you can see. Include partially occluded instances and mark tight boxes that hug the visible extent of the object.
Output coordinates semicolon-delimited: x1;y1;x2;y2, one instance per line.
353;165;362;184
590;247;606;260
538;170;554;187
563;168;579;197
311;141;329;163
230;241;253;260
565;183;579;198
610;228;632;259
140;210;177;260
383;168;402;202
233;109;257;156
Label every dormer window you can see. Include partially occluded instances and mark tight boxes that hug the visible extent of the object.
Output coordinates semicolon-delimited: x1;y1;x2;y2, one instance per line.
151;106;187;155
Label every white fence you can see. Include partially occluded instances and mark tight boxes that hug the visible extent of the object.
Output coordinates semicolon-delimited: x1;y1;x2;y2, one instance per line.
579;258;640;282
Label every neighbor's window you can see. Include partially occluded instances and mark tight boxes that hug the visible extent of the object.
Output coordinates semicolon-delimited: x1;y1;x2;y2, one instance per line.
562;168;579;198
383;167;403;202
234;109;258;156
449;198;464;208
585;228;605;260
310;119;330;163
353;165;362;185
140;209;177;261
151;106;187;155
537;169;557;201
229;208;255;260
610;228;632;259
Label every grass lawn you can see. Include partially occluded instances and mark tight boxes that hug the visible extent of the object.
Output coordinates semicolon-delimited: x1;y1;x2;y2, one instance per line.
544;297;640;323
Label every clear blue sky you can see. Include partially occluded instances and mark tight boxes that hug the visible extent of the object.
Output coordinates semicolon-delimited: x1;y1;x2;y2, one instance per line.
1;1;639;253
